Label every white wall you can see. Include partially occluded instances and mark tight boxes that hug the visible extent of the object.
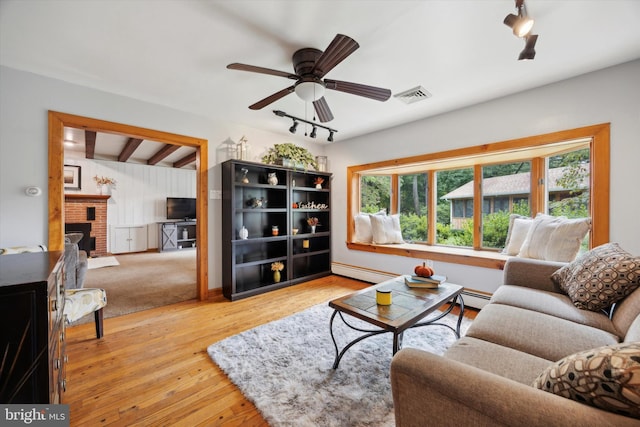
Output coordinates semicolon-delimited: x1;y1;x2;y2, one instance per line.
326;60;640;298
0;65;326;289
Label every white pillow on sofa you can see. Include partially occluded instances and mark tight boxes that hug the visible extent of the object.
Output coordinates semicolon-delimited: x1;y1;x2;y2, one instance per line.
370;214;404;244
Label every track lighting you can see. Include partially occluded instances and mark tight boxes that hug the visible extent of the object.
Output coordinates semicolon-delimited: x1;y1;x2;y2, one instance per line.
504;0;539;60
504;0;534;37
274;110;338;142
518;34;538;60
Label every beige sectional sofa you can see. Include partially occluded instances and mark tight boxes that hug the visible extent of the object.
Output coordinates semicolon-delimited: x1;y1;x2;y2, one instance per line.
391;254;640;426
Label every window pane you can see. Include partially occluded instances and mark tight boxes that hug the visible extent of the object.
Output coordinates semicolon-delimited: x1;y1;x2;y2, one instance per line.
481;161;531;249
398;173;427;242
438;168;473;247
360;175;391;214
547;148;591;253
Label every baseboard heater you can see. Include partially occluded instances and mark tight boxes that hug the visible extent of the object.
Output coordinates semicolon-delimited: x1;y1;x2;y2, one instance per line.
331;262;491;310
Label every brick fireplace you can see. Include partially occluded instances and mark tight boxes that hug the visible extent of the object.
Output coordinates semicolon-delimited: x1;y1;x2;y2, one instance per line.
64;194;110;257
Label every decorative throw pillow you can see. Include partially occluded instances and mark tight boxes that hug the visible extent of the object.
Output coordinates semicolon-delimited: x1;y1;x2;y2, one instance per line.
551;243;640;311
370;214;404;244
533;342;640;419
518;214;564;260
353;210;386;243
517;214;591;262
545;217;591;262
503;216;533;256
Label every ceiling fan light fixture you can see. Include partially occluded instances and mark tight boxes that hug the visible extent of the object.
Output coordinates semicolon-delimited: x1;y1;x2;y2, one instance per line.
295;81;325;102
518;34;538;60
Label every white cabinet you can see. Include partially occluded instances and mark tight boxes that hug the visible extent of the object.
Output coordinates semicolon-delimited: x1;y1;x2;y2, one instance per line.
111;225;148;254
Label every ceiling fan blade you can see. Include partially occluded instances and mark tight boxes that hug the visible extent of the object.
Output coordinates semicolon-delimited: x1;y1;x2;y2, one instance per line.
311;34;359;78
313;97;334;123
249;86;295;110
227;63;299;80
324;79;391;102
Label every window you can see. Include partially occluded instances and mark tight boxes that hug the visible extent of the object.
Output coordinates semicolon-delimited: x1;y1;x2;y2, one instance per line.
398;173;428;242
347;124;610;269
481;161;531;249
360;175;391;214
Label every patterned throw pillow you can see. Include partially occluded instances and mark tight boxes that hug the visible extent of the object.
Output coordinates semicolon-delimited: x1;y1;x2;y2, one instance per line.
533;342;640;419
551;243;640;311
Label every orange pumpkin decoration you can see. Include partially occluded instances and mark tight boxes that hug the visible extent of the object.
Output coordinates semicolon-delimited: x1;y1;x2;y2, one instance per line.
414;262;434;278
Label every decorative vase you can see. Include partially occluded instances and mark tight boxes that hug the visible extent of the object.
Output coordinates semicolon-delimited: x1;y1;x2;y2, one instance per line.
239;226;248;240
311;225;316;234
182;228;188;240
315;183;322;189
273;270;281;283
98;184;110;195
272;225;279;236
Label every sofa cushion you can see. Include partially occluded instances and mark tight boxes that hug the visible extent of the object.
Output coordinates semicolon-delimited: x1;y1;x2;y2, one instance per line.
552;242;640;312
491;285;619;336
533;342;640;419
466;304;619;361
445;336;553;385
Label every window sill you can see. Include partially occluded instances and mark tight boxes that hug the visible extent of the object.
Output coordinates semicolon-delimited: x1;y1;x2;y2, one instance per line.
345;242;509;270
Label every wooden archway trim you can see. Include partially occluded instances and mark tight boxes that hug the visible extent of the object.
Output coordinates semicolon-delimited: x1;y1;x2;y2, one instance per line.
48;111;209;301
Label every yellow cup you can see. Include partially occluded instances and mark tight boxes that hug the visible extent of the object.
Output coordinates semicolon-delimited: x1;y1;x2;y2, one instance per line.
376;289;392;305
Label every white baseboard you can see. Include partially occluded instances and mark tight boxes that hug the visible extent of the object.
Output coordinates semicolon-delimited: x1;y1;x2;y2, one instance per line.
331;262;490;310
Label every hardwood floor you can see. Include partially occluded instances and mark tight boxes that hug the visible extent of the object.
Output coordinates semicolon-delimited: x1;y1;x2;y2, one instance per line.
64;275;476;426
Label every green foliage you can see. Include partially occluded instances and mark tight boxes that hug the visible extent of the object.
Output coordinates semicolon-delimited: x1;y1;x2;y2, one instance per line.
399;213;427;241
360;175;391;213
261;143;318;170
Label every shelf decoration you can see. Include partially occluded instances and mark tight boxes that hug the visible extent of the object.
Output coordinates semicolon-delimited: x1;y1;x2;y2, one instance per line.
297;201;328;209
271;261;284;283
261;143;318;171
240;167;249;183
307;217;319;234
314;177;325;189
247;197;267;208
267;172;278;185
94;175;116;195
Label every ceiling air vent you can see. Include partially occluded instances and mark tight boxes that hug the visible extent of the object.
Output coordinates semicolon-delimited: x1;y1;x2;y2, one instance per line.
394;86;432;104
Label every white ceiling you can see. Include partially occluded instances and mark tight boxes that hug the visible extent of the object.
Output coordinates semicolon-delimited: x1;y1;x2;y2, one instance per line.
1;0;640;143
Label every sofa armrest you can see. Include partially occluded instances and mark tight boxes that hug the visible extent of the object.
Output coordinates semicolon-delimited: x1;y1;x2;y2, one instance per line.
503;257;566;293
390;348;636;427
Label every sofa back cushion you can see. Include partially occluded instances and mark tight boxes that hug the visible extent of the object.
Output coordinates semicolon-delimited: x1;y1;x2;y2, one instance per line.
623;315;640;343
614;287;640;338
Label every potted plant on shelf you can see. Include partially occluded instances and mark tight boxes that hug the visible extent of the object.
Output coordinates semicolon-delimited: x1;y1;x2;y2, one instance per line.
261;143;318;171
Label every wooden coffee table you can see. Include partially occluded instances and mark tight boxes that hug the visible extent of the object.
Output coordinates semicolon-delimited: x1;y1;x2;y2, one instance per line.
328;276;464;369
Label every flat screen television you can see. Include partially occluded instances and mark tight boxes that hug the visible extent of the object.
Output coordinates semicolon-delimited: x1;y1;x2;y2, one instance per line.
166;197;196;220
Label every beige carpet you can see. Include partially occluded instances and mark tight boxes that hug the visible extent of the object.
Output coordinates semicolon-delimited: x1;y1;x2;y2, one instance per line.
78;250;197;322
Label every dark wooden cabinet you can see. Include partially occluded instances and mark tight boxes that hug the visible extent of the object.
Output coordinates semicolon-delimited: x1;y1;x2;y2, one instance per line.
222;160;332;300
0;251;66;403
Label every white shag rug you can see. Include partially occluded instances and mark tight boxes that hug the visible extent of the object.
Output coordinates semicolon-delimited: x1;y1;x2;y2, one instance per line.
87;256;119;269
208;302;470;427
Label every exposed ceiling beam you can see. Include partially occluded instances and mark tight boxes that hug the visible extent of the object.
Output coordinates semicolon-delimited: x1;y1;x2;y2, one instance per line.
173;151;197;169
147;144;180;165
118;137;144;162
85;130;96;159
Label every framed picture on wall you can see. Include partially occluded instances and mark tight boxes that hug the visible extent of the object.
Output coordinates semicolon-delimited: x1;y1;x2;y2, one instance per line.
64;164;81;190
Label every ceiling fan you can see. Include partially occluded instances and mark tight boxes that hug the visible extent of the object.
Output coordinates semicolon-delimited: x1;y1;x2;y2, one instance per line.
227;34;391;123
